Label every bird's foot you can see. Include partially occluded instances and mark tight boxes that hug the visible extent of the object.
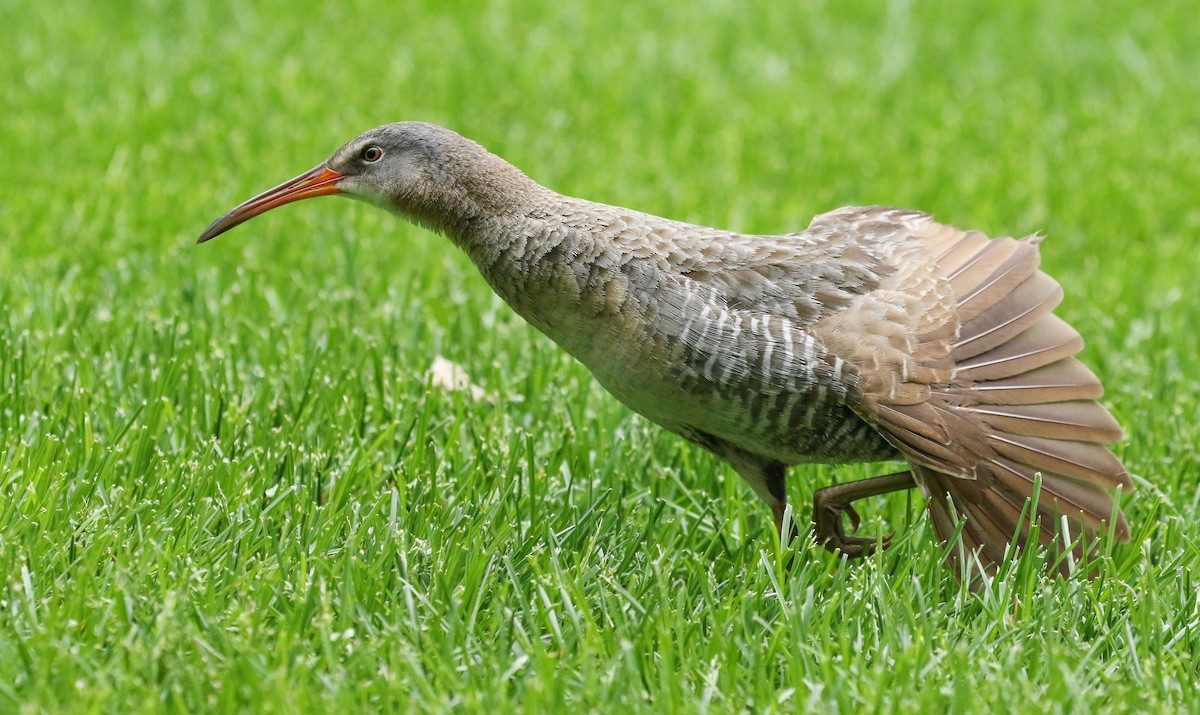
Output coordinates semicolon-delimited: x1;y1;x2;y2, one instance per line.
812;495;892;558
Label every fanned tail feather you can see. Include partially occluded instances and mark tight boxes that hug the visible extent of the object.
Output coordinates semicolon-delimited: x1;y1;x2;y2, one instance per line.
877;227;1131;582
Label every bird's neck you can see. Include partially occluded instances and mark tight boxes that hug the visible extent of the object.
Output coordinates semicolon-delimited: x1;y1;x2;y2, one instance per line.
446;192;614;338
388;148;620;335
398;150;550;242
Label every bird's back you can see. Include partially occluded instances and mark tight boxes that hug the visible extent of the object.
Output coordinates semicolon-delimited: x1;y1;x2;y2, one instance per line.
474;200;929;465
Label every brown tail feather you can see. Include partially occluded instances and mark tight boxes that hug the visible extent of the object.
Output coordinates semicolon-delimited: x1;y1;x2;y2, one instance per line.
922;470;1017;579
930;229;993;271
865;219;1131;582
988;433;1128;488
955;315;1084;381
954;271;1062;360
919;463;1110;582
945;236;1024;289
953;241;1042;323
967;401;1123;442
987;456;1127;535
957;358;1104;405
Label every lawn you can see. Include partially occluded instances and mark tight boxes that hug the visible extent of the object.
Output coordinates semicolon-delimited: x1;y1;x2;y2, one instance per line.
2;0;1198;712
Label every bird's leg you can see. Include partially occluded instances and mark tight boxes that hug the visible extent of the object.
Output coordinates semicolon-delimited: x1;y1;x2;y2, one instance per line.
812;470;916;558
694;435;801;548
766;462;801;545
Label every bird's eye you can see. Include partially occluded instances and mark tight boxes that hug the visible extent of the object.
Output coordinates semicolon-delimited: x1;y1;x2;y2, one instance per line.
361;146;383;162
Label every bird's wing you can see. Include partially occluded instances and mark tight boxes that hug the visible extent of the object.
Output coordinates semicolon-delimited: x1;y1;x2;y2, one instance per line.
670;212;901;330
804;207;1130;573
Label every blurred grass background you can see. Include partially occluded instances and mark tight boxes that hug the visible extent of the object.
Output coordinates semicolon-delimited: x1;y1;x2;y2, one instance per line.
1;0;1198;712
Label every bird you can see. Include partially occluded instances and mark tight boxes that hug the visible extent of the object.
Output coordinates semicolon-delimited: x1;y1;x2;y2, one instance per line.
198;121;1131;583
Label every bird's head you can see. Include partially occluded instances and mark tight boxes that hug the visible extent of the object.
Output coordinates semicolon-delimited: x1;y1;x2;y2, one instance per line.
198;122;534;244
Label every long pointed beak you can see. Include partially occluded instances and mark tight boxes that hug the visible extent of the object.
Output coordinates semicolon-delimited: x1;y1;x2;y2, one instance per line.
197;163;346;243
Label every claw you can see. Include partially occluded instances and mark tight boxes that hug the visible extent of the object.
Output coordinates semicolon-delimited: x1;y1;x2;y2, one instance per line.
812;501;893;559
845;503;862;532
808;472;914;560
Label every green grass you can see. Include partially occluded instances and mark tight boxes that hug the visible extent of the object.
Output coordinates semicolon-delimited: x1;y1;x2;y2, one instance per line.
2;0;1199;711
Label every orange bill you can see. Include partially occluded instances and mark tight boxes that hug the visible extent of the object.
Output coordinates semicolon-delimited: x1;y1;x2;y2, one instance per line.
197;164;345;243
